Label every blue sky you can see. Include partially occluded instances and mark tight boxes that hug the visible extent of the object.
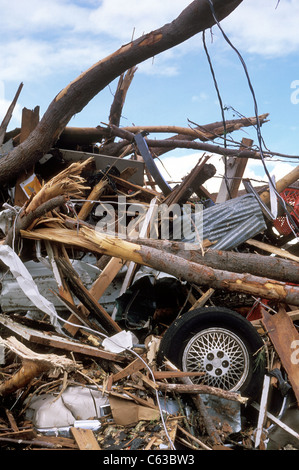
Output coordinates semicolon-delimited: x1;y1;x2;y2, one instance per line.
0;0;298;193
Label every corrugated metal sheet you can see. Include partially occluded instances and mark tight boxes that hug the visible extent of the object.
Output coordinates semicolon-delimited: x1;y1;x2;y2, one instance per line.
182;193;267;250
0;259;100;314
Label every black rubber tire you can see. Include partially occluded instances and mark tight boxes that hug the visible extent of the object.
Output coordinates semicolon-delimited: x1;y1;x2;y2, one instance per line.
157;306;265;400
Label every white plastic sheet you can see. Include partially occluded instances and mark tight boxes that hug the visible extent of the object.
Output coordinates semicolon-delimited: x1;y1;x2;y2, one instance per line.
0;244;62;332
102;330;134;353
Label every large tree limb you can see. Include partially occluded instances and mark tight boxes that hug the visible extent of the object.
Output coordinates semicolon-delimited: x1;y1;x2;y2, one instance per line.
129;238;299;284
53;114;268;152
0;0;243;186
4;195;68;248
0;336;78;397
107;124;270;161
119;114;269;158
21;226;299;306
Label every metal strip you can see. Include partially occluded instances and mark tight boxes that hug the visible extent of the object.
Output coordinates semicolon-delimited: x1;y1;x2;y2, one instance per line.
134;132;172;196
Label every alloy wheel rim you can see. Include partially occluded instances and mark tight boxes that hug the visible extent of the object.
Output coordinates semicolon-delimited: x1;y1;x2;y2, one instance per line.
182;327;250;391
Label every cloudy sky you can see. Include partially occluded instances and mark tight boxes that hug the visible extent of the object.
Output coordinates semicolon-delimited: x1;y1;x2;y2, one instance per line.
0;0;298;193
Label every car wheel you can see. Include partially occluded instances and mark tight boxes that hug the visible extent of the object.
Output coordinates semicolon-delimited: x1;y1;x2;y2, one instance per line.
157;307;265;399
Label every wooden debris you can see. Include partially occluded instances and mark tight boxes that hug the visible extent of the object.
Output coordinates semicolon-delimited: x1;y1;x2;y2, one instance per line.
111;356;146;383
156;381;248;404
0;335;78;397
55;257;121;335
70;427;101;450
0;0;298;452
21;225;299;306
0;314;126;362
261;306;299;405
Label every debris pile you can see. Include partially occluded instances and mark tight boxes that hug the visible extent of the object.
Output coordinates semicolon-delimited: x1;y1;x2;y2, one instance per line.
0;71;299;452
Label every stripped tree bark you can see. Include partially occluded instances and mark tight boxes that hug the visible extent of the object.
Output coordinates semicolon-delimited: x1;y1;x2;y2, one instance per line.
129;238;299;285
21;226;299;306
0;0;243;187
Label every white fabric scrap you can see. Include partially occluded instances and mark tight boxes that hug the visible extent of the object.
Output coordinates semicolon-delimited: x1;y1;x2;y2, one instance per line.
0;245;62;331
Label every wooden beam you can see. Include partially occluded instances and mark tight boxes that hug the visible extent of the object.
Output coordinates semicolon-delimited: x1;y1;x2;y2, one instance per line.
70;427;101;450
0;314;126;363
56;257;122;335
112;356;146;383
14;106;40;206
262;306;299;405
216;138;253;203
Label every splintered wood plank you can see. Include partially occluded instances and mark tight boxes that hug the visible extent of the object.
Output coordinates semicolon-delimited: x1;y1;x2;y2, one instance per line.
112;356;146;383
56;257;121;335
262;307;299;405
70;427;101;450
166;418;179;448
64;256;125;336
246;238;299;263
0;314;126;363
216;138;252;203
14;106;40;206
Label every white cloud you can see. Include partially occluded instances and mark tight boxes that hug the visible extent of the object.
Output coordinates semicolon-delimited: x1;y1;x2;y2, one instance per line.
0;0;193;83
156;151;298;198
86;0;191;41
1;0;298;86
0;35;114;83
0;0;87;34
223;0;299;57
192;92;209;103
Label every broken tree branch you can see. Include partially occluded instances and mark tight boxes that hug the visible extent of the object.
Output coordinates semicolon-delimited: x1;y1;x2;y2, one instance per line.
0;0;243;186
109;66;138;131
106;113;269;158
156;381;247;403
54;113;269;155
4;195;68;248
129;238;299;284
0;336;78;397
21;225;299;306
107;123;273;161
0;83;23;146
